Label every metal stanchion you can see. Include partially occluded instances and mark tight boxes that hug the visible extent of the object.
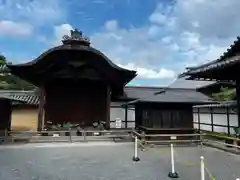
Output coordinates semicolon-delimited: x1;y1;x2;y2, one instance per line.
132;136;140;162
168;144;179;178
200;156;205;180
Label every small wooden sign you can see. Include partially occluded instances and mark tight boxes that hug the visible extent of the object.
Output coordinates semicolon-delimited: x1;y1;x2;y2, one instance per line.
53;133;60;137
94;132;100;136
115;118;122;128
170;136;177;140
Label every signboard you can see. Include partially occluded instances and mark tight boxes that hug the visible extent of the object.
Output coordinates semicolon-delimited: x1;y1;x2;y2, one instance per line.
170;136;177;140
53;133;60;137
115;118;122;128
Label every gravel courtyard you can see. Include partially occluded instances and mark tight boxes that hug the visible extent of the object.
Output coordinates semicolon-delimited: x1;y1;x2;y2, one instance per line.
0;142;239;180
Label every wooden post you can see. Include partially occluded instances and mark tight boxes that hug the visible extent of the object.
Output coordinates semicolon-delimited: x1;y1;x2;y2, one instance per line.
210;107;214;132
226;107;230;136
37;88;45;131
198;108;200;132
125;105;128;128
236;80;240;129
106;85;111;130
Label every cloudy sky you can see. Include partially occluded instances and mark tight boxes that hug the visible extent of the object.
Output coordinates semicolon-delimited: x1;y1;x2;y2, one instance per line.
0;0;239;86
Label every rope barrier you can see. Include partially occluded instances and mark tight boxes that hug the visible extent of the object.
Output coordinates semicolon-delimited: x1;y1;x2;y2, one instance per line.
155;144;217;179
204;166;216;180
133;133;238;180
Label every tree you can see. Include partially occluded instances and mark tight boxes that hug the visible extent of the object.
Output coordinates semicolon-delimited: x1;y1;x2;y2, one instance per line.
0;54;7;65
0;54;36;90
212;87;235;101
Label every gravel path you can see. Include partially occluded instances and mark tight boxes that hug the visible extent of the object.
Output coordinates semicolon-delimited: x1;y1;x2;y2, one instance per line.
0;142;239;180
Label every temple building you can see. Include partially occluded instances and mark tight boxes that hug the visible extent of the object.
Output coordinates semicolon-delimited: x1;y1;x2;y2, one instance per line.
180;36;240;131
0;29;215;134
6;29;137;131
124;86;213;134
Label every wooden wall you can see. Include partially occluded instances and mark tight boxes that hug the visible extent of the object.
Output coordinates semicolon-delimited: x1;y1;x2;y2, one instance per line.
8;102;135;132
44;79;110;128
0;98;11;134
135;103;193;132
11;105;38;132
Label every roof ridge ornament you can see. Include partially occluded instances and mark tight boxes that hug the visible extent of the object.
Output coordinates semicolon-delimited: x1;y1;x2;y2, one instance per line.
62;29;90;46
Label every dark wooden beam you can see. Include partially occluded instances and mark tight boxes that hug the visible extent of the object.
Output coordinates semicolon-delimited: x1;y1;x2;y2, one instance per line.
236;80;240;128
106;85;111;129
37;88;45;131
125;105;128;128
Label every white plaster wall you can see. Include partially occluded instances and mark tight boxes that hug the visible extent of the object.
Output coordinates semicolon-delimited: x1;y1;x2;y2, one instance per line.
193;107;238;134
110;102;135;128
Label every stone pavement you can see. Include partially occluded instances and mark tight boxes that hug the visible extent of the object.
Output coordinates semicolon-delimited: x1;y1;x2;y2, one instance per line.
0;142;239;180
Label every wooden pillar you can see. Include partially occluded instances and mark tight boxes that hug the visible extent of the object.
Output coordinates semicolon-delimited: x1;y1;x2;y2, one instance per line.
198;108;200;132
125;105;128;128
37;88;46;131
236;80;240;128
210;107;214;132
106;85;111;130
226;107;230;136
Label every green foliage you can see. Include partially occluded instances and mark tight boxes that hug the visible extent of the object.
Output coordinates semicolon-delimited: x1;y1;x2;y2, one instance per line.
212;87;235;101
0;54;35;90
0;54;7;65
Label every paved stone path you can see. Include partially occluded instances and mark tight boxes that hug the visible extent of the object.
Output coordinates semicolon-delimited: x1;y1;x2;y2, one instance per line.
0;143;239;180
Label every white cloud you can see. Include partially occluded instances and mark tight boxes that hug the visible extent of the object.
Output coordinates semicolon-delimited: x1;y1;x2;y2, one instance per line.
0;20;33;37
145;0;240;66
0;0;64;25
105;20;118;31
52;22;176;80
118;63;176;79
53;24;73;45
149;12;168;25
51;0;240;85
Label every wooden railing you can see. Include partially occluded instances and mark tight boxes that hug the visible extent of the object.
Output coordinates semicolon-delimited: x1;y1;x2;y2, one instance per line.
202;132;240;149
132;130;240;152
7;129;133;143
131;130;202;150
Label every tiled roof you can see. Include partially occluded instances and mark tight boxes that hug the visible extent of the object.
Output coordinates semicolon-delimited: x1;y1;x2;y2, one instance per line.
127;88;214;105
0;90;39;105
179;37;240;78
122;86;165;99
0;86;166;105
169;78;215;89
9;94;39;105
181;55;240;76
193;101;237;108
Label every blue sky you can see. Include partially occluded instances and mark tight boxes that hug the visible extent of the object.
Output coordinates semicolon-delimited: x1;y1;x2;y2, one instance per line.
0;0;239;86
